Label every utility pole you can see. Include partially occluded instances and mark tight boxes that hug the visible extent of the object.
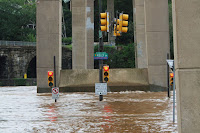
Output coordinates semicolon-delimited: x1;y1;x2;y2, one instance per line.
99;0;103;101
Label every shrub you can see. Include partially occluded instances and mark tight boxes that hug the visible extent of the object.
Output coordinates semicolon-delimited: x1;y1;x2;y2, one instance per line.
14;78;26;86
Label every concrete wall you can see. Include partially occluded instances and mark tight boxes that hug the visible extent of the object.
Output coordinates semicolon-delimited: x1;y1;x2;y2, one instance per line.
59;68;149;92
172;0;200;132
36;0;62;92
144;0;170;89
72;0;94;69
134;0;147;68
0;46;35;78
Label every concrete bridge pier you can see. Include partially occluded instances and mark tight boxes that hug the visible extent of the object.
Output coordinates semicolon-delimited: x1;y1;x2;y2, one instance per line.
134;0;147;68
144;0;170;90
173;0;200;132
72;0;94;69
36;0;62;92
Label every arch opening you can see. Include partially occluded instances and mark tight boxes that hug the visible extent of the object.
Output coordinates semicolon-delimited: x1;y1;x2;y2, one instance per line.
0;56;7;78
27;56;36;78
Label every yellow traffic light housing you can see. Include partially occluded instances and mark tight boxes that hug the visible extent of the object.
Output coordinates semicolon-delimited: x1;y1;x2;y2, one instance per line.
113;19;121;36
103;65;109;82
119;13;129;33
170;73;174;86
100;12;109;32
48;71;54;87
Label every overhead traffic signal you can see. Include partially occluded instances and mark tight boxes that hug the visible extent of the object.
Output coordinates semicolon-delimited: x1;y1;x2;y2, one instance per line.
100;12;109;32
103;65;109;82
170;73;174;86
119;13;129;33
48;71;54;87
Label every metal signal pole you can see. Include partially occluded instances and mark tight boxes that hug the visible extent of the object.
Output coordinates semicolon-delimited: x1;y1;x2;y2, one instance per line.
99;0;104;101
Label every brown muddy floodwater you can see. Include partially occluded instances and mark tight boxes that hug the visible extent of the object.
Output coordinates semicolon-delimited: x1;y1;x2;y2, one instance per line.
0;86;177;133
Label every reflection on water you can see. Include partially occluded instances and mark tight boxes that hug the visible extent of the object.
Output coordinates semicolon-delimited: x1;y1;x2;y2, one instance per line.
0;86;177;132
47;105;57;122
101;104;113;131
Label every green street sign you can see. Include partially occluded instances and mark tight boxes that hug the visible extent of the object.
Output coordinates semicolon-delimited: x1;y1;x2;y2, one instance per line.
94;52;108;60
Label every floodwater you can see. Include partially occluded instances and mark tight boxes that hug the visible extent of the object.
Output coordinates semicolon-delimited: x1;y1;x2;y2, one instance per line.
0;86;177;133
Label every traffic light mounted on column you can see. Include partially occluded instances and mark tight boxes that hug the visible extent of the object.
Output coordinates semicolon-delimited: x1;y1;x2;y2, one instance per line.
119;13;129;33
113;19;121;36
170;73;174;86
48;71;54;87
100;12;109;32
103;65;109;82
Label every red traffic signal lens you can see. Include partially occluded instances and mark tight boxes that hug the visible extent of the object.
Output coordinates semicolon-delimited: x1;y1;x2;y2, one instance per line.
103;66;109;71
48;71;53;76
170;73;174;77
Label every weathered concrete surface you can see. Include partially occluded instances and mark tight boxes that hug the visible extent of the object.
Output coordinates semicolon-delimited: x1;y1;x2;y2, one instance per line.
144;0;170;90
59;69;149;92
172;0;200;132
72;0;94;69
134;0;147;68
107;0;116;46
36;0;62;92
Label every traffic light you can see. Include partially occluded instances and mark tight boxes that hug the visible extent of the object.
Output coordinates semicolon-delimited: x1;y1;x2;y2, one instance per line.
119;13;129;33
100;12;109;32
170;73;174;86
114;19;121;36
48;71;54;87
103;65;109;82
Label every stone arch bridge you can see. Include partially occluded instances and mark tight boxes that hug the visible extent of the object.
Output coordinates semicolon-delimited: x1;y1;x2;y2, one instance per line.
0;41;71;79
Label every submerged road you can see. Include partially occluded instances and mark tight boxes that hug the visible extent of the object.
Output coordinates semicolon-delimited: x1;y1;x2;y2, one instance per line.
0;86;177;132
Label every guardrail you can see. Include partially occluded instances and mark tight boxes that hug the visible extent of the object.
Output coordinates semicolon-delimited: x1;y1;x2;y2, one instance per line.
0;40;71;46
0;40;36;46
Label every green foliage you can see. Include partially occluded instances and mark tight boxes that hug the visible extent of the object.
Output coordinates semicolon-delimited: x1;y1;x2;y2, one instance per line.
14;78;26;86
63;44;72;50
94;44;135;68
62;37;72;45
25;33;36;42
63;2;72;37
0;0;36;41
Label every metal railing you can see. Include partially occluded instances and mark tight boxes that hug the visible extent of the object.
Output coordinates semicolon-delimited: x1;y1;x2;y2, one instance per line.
0;40;71;46
0;40;36;46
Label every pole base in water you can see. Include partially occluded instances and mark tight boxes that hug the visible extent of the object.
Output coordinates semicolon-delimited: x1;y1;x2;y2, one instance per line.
99;95;103;101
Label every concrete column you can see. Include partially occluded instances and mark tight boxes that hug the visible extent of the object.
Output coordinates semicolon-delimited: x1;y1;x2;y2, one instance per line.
107;0;115;46
144;0;170;90
134;0;147;68
36;0;62;92
72;0;94;69
172;0;200;132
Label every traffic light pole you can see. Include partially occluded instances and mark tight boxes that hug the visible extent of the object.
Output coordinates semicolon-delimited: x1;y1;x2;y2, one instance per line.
54;56;57;103
99;0;103;101
167;53;170;98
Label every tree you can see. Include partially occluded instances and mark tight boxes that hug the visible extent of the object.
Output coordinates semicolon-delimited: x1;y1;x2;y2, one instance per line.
0;0;36;41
